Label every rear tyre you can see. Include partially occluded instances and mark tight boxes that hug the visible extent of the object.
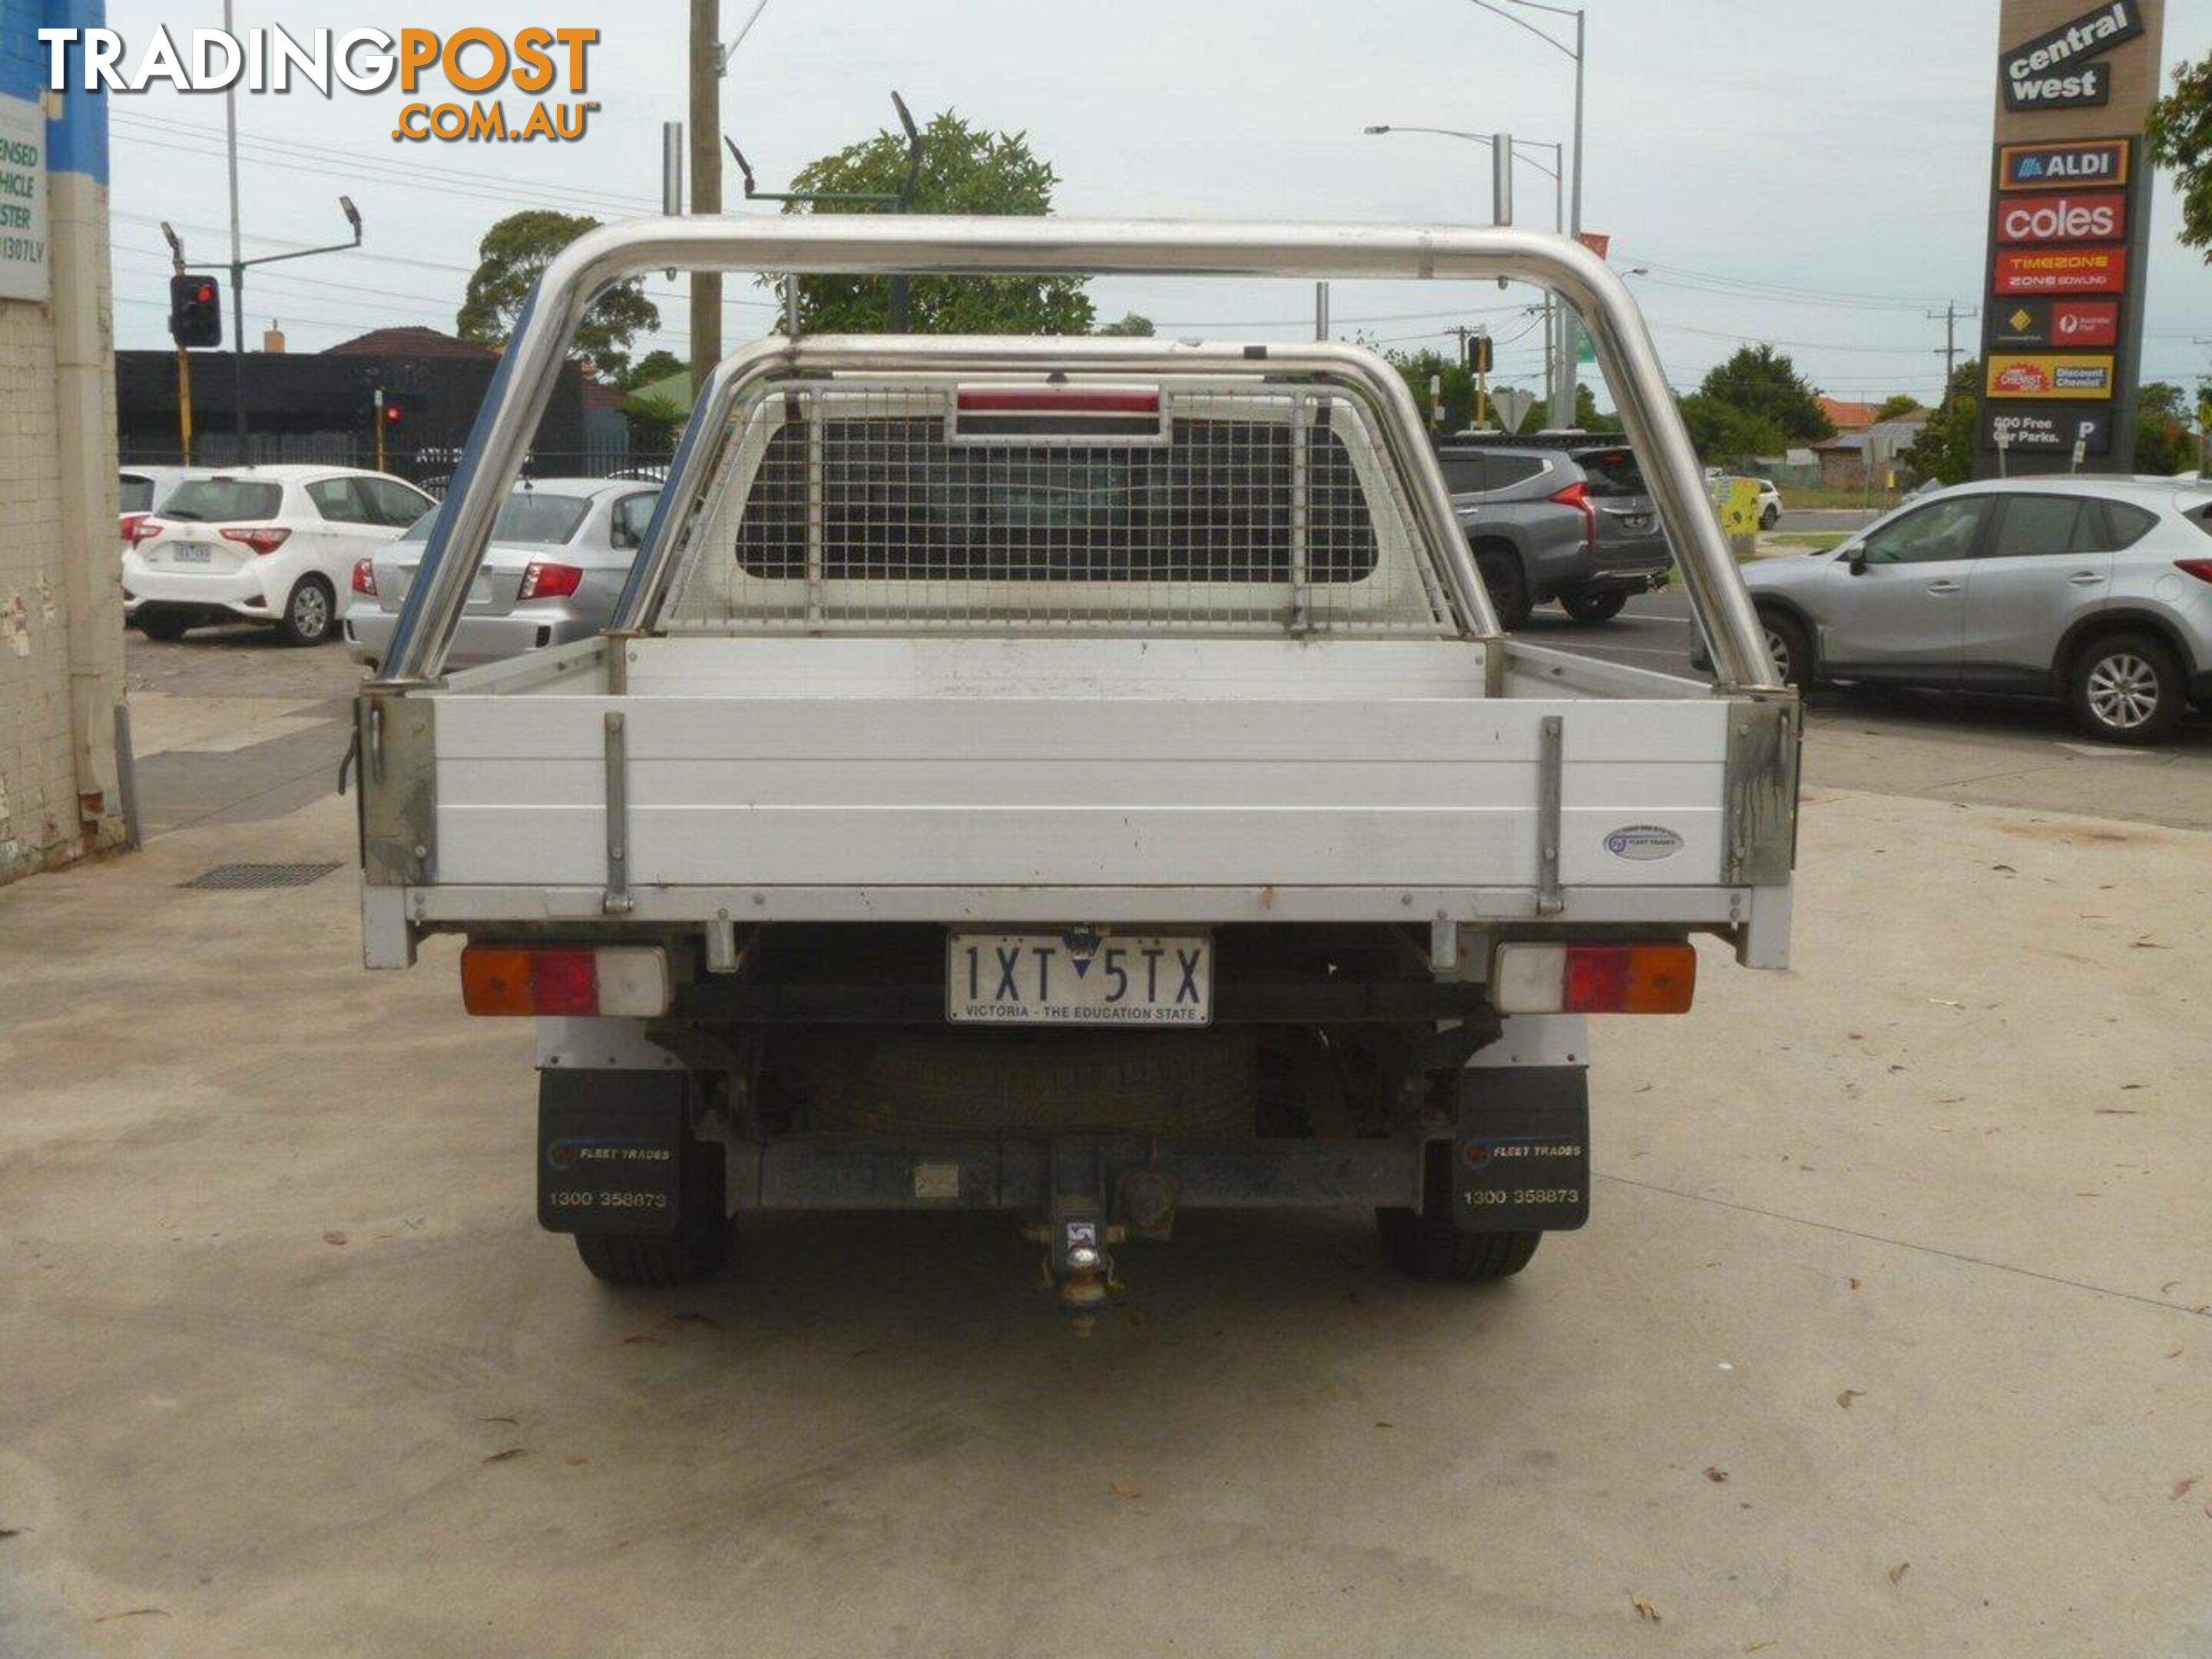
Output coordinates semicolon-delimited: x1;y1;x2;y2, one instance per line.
1473;547;1532;630
136;611;191;642
1558;586;1629;624
1376;1141;1542;1283
2068;632;2184;746
573;1139;734;1288
1760;609;1813;689
275;577;336;647
1760;505;1780;530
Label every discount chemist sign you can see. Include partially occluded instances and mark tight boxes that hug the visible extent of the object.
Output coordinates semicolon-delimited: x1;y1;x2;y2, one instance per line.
1977;0;2164;475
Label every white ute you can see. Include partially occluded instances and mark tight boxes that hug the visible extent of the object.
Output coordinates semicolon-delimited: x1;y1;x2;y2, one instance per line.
354;217;1798;1316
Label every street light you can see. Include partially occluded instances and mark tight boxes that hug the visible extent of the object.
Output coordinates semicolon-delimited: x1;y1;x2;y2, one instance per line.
1463;0;1586;422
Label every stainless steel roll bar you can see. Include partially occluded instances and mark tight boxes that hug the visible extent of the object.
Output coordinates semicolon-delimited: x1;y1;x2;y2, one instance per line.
368;215;1777;690
606;334;1494;638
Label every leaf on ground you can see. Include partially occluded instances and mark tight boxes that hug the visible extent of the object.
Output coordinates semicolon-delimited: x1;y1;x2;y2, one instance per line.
1837;1389;1865;1409
1847;1277;1864;1290
482;1446;526;1464
2131;939;2170;949
321;1230;348;1247
1846;1032;1865;1041
2168;1348;2184;1359
2095;1108;2138;1115
565;1454;590;1466
477;1415;518;1426
621;1333;664;1346
1746;1643;1775;1654
1108;1480;1143;1502
1704;1466;1729;1483
0;1528;19;1540
2171;1476;2198;1501
1990;864;2015;873
1373;1421;1394;1430
1888;1561;1910;1588
1629;1593;1661;1622
92;1609;170;1623
2121;1083;2144;1091
1927;997;1964;1008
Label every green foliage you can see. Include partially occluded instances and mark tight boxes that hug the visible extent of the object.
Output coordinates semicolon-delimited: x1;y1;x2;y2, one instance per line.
455;210;658;379
1094;313;1156;336
2147;53;2212;259
1523;384;1616;433
1679;393;1786;469
622;349;686;392
2135;382;2195;475
780;112;1094;334
1902;361;1979;485
1695;346;1835;445
1380;346;1479;432
1874;394;1923;422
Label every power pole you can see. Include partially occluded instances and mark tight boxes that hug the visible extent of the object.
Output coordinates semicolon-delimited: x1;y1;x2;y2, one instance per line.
689;0;723;394
1928;301;1975;399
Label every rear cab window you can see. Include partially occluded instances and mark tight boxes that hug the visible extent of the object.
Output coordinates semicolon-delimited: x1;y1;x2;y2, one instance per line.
161;478;283;523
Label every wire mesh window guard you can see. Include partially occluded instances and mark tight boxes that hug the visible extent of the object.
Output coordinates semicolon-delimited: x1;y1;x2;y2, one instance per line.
659;378;1458;637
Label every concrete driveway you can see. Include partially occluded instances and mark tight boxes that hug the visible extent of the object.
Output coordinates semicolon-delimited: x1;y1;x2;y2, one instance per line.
3;757;2207;1654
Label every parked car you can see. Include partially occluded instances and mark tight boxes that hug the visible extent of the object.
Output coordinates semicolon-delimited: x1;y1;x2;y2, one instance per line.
123;466;435;646
1704;476;2212;743
1435;439;1672;625
345;478;661;670
118;465;213;551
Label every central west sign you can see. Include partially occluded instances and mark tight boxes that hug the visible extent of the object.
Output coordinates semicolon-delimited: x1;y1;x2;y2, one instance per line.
1977;0;2163;476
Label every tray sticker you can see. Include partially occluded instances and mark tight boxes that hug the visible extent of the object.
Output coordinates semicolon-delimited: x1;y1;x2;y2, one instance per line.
1604;824;1684;863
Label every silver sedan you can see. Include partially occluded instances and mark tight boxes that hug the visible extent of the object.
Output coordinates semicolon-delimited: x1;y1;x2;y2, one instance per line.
345;478;661;671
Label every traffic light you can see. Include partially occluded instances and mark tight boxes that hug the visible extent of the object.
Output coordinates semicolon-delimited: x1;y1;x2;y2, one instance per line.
1465;332;1494;376
169;273;222;349
377;390;426;431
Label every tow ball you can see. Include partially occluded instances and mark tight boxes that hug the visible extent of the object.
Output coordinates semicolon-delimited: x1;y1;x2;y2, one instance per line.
1025;1214;1126;1330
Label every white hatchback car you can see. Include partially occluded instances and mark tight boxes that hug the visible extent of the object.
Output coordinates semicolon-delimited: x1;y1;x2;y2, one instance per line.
122;465;435;646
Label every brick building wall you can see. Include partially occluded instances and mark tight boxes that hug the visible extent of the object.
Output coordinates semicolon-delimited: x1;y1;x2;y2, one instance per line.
0;1;124;883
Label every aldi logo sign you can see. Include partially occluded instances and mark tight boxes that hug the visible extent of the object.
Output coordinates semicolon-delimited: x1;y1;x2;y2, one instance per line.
1995;191;2127;243
1998;138;2129;189
1985;353;2116;400
1993;246;2128;295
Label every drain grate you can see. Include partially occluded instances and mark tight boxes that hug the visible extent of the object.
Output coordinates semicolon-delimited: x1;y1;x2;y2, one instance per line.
181;862;343;891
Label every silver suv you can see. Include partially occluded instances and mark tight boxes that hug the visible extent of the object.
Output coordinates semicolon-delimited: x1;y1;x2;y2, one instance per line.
1437;440;1673;626
1727;476;2212;743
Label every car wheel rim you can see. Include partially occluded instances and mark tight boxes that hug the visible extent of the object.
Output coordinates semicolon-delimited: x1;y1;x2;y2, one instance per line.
294;588;328;636
1763;628;1791;680
2086;653;2158;730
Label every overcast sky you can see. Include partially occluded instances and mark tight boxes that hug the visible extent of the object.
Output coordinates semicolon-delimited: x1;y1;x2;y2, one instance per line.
99;0;2212;406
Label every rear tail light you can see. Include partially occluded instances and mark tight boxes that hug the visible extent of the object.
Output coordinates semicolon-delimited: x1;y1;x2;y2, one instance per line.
2175;559;2212;586
121;513;147;544
517;561;584;601
460;945;671;1018
1492;942;1697;1015
220;526;292;555
1550;480;1597;551
351;558;378;596
127;517;166;547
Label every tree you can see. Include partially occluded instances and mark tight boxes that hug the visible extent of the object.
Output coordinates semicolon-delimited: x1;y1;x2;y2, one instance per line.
1679;393;1786;469
622;349;686;392
1094;313;1155;336
1523;384;1614;433
2135;382;2194;475
1902;360;1979;485
1695;346;1835;445
780;111;1094;334
1875;394;1923;422
456;210;659;379
1378;346;1477;432
2147;53;2212;259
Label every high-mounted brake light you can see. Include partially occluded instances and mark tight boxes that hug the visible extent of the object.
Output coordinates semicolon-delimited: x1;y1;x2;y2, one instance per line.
2176;559;2212;586
1492;942;1697;1015
127;517;166;547
350;558;378;596
955;388;1161;414
460;945;671;1018
1549;480;1597;551
518;561;584;601
220;526;292;556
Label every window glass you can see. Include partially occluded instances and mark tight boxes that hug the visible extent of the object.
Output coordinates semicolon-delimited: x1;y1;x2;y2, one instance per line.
1488;455;1546;488
610;491;660;549
120;475;156;513
398;493;592;546
2095;500;2158;551
161;478;284;523
1860;497;1985;565
1988;495;2088;558
306;479;368;523
1439;457;1489;494
1572;448;1647;498
361;478;432;528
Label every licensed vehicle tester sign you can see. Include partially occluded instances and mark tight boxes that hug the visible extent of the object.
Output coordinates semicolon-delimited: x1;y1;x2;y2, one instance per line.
1977;0;2162;475
0;94;49;304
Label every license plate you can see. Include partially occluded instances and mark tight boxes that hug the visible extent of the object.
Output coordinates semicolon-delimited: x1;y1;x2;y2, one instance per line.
170;543;214;564
947;931;1211;1026
1621;515;1654;533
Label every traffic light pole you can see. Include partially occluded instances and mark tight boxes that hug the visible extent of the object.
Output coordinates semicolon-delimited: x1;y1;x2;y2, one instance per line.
220;207;363;461
160;222;194;465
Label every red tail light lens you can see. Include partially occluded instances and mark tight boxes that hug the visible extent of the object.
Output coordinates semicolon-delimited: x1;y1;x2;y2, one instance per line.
2176;559;2212;586
1492;942;1697;1014
127;517;166;547
459;945;671;1017
518;561;584;601
350;558;378;596
1549;480;1597;550
220;526;292;556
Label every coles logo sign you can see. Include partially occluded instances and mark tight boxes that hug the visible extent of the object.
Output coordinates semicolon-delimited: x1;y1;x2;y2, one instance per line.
1995;192;2125;244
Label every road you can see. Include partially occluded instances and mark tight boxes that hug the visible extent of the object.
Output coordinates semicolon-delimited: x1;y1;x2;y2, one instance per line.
1525;589;2212;831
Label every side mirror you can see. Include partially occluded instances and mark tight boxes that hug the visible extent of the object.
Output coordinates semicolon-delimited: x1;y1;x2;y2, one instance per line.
1846;548;1868;575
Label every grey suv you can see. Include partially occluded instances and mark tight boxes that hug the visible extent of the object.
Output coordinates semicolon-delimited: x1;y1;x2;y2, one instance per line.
1722;476;2212;744
1437;439;1673;626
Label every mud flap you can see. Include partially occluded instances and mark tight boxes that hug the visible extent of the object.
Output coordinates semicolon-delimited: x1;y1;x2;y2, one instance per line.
537;1070;687;1236
1453;1066;1590;1233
